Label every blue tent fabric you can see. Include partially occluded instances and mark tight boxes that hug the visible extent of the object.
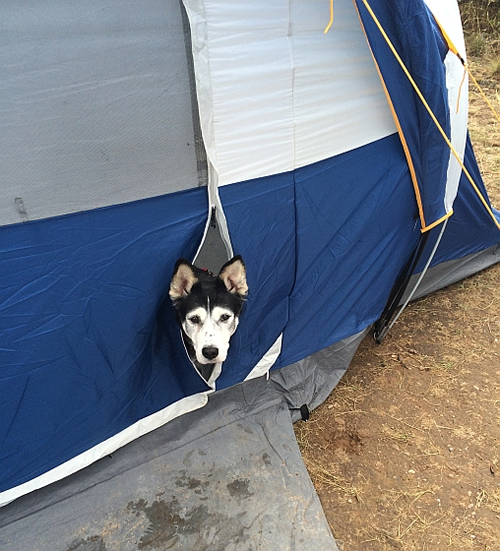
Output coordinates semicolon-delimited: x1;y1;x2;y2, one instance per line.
411;136;500;277
421;136;500;270
0;189;210;492
215;172;296;389
280;134;421;367
1;0;500;513
355;0;452;230
0;173;298;494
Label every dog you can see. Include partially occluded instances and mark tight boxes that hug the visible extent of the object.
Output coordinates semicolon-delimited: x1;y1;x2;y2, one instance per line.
169;256;248;381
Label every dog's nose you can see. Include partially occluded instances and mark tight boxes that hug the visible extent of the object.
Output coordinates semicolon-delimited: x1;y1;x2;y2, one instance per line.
202;346;219;361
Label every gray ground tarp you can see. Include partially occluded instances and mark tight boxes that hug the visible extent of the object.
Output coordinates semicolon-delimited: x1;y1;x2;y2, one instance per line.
0;372;342;551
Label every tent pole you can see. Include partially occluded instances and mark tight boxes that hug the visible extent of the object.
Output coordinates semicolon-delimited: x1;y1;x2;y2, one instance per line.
374;230;430;341
375;218;449;343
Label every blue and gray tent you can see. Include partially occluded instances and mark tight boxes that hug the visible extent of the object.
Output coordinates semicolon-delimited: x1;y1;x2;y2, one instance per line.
1;0;499;548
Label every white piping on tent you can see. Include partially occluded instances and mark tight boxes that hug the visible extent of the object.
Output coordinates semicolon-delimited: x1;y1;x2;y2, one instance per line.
193;169;284;383
441;50;468;214
245;334;283;382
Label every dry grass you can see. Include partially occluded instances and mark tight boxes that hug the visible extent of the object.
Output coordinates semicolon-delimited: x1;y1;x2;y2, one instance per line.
296;274;500;548
296;4;500;549
297;266;500;551
468;57;500;207
465;0;500;208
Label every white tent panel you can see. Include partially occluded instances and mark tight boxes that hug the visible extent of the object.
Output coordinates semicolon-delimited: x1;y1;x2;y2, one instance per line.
183;0;396;187
424;0;469;215
424;0;467;53
443;51;469;215
183;0;296;183
291;0;397;168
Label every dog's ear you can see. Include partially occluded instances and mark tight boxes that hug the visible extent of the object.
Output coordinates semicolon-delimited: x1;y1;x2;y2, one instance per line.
169;259;199;300
218;256;248;297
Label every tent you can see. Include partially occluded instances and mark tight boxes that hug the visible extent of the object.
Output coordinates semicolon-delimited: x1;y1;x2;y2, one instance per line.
1;0;499;547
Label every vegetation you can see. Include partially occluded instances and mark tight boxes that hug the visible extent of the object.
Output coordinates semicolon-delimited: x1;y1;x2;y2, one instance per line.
460;0;500;55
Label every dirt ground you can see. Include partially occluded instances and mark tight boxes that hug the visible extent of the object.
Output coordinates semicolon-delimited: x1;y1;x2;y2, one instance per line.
295;17;500;551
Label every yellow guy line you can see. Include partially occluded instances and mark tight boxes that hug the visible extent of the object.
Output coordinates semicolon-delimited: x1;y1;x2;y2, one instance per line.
468;70;500;123
353;0;436;231
324;0;334;34
359;0;500;230
355;9;428;230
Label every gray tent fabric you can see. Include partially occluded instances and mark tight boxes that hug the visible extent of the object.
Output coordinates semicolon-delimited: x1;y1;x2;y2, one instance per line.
1;0;205;225
403;244;500;303
272;331;368;423
0;374;339;551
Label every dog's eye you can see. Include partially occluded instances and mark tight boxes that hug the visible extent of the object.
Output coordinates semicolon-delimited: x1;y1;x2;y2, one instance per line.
219;314;231;323
189;315;201;325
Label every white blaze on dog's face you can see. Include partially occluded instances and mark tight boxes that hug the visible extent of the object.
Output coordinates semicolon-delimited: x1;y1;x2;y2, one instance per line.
182;303;239;365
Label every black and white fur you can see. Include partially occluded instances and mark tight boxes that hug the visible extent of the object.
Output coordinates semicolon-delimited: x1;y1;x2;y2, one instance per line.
169;256;248;381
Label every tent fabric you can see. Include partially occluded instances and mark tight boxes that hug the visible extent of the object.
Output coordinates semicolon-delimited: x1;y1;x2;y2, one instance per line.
279;134;421;367
1;0;500;516
0;170;298;502
354;0;467;231
273;330;369;421
0;189;209;498
416;136;500;273
1;0;205;226
0;128;443;502
182;0;396;186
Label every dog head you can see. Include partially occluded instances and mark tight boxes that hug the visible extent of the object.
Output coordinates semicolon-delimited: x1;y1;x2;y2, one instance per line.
169;256;248;368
